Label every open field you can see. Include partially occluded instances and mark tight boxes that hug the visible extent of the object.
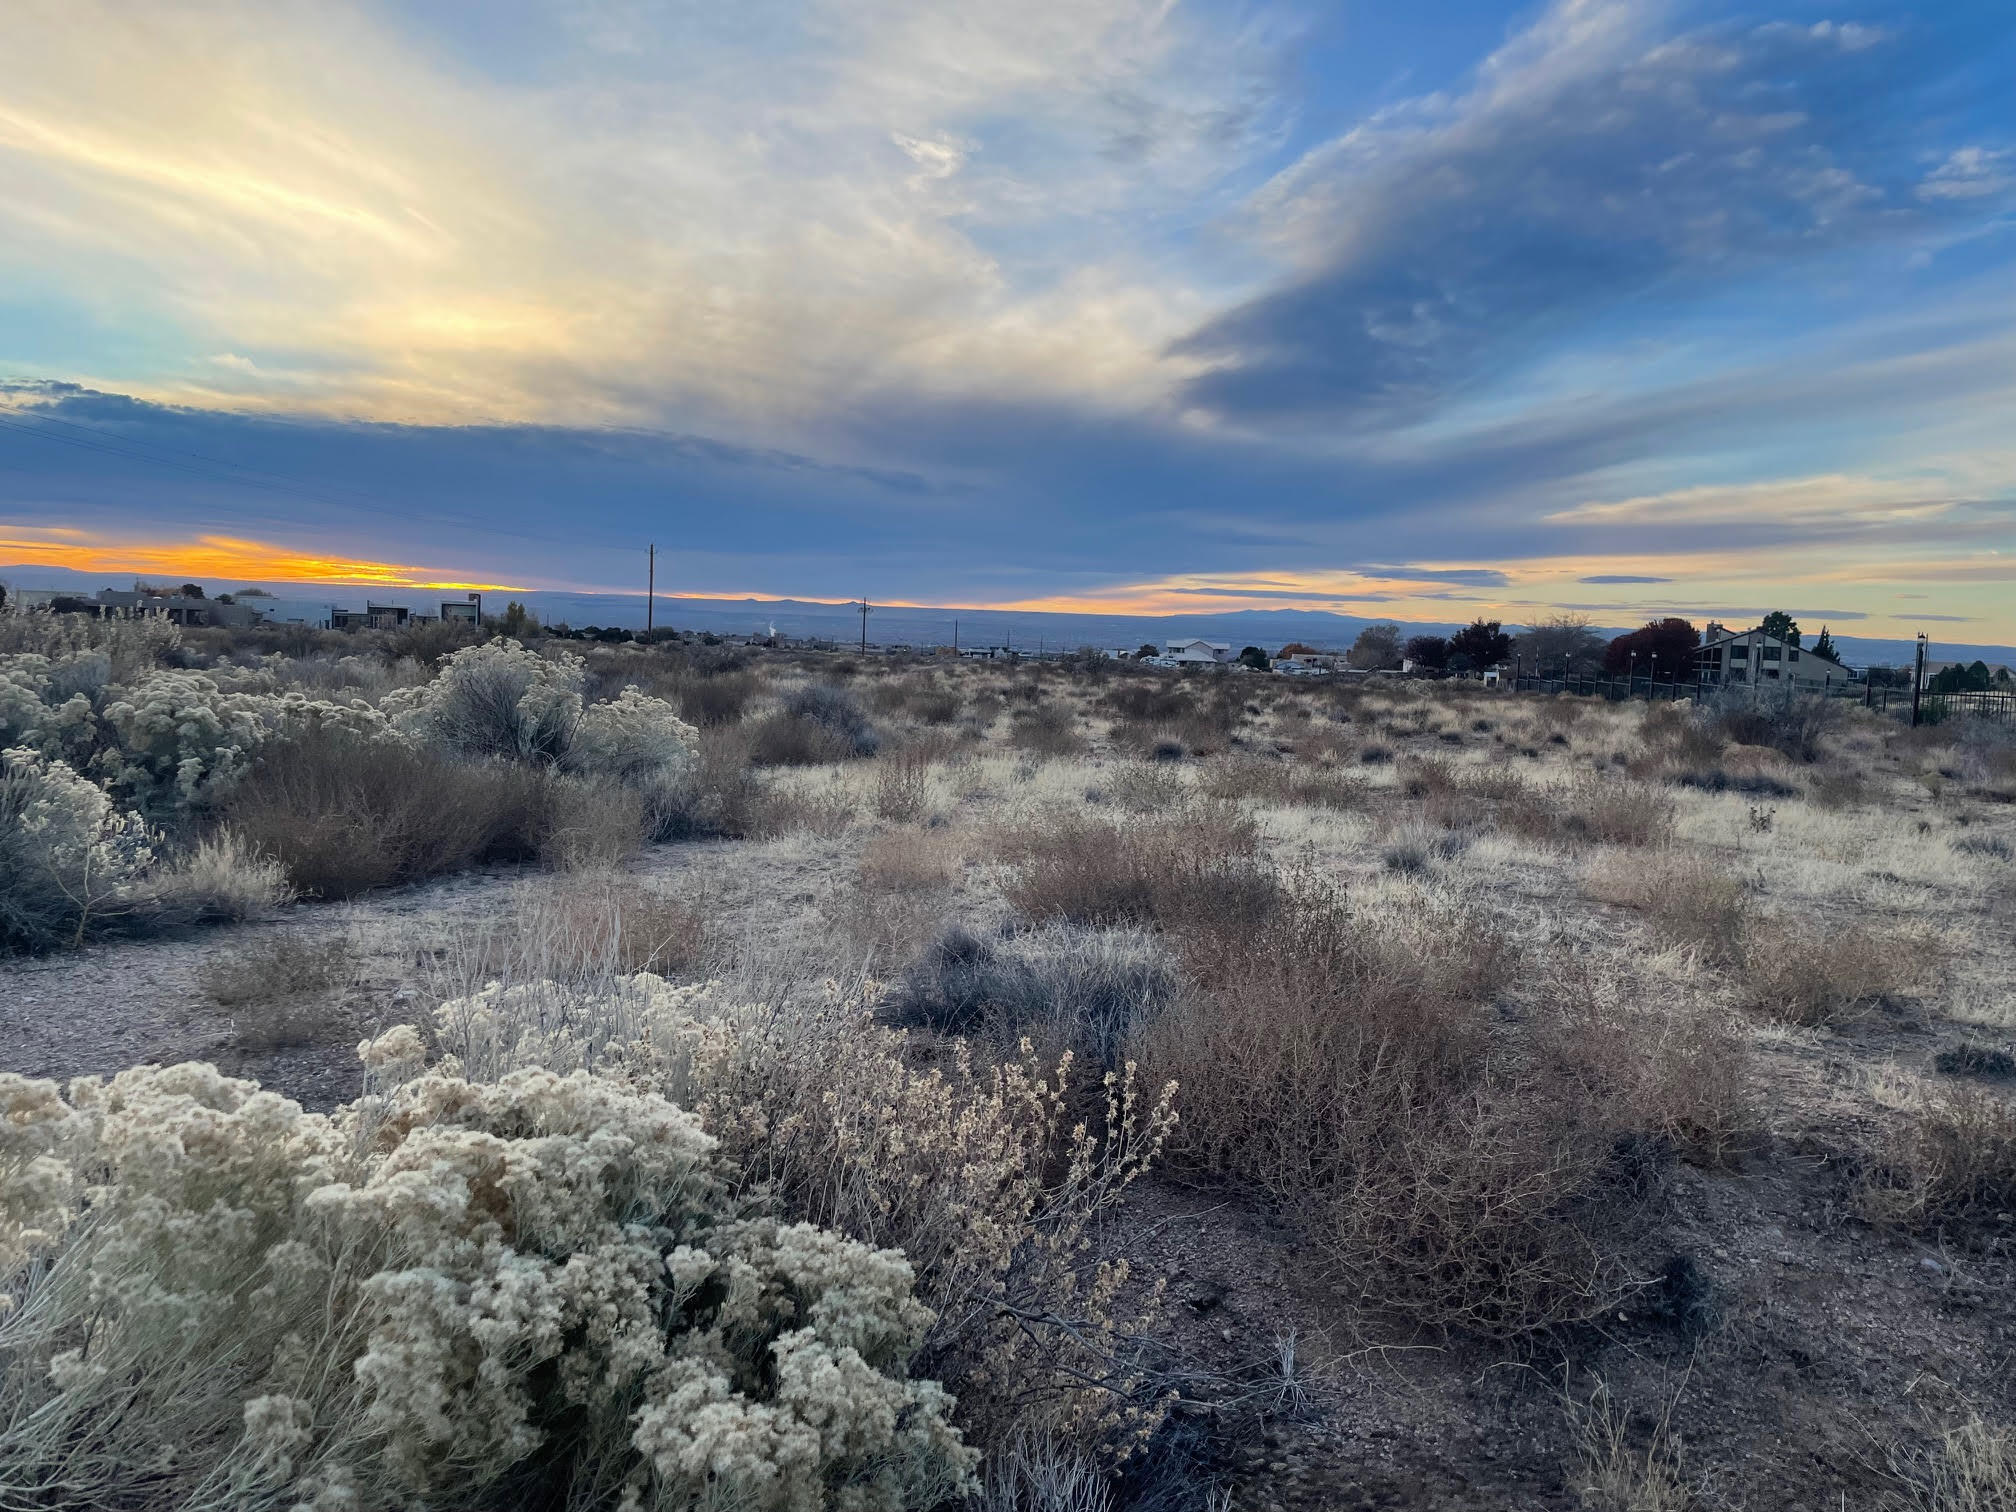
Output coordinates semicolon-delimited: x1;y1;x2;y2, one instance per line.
5;613;2016;1510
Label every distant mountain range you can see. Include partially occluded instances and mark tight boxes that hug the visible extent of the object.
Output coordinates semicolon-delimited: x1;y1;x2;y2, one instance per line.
5;566;2009;670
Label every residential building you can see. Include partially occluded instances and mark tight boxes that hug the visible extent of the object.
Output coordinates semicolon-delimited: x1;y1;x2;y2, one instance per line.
1164;637;1233;664
1920;659;2016;690
1694;626;1848;692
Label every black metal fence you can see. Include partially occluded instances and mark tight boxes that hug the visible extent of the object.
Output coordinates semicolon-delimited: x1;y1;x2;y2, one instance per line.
1509;675;2014;726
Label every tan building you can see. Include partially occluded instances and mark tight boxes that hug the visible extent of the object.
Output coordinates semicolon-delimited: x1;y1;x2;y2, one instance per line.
1694;626;1847;692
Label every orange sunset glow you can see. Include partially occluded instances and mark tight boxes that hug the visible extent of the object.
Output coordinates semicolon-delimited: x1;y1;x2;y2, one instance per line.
0;528;521;593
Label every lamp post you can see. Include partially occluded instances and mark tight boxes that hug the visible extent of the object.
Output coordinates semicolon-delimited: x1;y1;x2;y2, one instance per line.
1628;650;1637;696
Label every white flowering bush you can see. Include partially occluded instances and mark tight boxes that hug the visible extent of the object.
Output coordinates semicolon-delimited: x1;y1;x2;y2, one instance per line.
0;748;155;951
0;652;104;764
385;638;585;762
96;667;267;809
433;973;1180;1460
570;685;700;784
0;1047;975;1511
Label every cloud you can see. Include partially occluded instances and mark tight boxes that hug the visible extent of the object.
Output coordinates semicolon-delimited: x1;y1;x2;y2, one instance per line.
1919;147;2014;201
1579;574;1672;584
1173;0;2012;424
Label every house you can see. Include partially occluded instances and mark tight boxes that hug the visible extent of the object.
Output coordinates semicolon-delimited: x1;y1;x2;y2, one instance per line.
1164;638;1233;665
1694;625;1848;692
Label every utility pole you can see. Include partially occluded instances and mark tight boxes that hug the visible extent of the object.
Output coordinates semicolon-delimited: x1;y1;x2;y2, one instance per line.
646;544;655;633
953;618;959;653
1911;632;1927;728
857;597;871;654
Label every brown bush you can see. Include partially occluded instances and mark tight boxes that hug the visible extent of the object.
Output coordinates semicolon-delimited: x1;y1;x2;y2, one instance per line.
1584;851;1748;965
999;805;1273;946
672;669;758;727
197;933;355;1051
858;827;964;892
221;730;552;898
1199;755;1365;810
1136;879;1658;1334
1008;702;1087;757
645;725;770;840
1741;918;1923;1027
1491;774;1674;848
1863;1086;2016;1230
871;749;933;822
746;710;857;766
540;775;648;870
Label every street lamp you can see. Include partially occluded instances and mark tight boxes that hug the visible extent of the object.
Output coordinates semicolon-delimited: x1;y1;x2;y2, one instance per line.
1628;650;1637;693
1649;652;1658;698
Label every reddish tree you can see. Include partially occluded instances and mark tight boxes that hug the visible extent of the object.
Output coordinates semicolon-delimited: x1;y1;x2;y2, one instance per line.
1604;618;1700;677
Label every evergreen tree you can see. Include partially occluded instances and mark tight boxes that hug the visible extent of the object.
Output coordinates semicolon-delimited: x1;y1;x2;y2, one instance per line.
1759;610;1800;646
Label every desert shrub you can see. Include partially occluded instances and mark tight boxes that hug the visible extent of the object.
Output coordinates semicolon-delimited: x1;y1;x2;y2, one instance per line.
431;975;1178;1460
565;685;698;784
859;826;963;892
1673;768;1800;799
783;683;879;756
1008;703;1086;757
385;637;584;762
1953;834;2014;862
643;725;769;839
1133;879;1658;1335
882;923;1181;1067
221;728;551;897
1101;681;1189;725
999;806;1273;945
198;932;352;1007
1708;686;1839;762
1635;702;1726;769
911;687;963;725
1491;774;1673;848
1742;918;1922;1027
1863;1086;2016;1230
873;749;934;822
1583;850;1748;965
671;668;758;727
148;828;294;924
540;773;650;869
1382;822;1469;873
0;748;156;951
1935;1043;2016;1080
96;666;268;809
747;709;856;766
1102;762;1188;813
0;1053;974;1511
1199;755;1362;811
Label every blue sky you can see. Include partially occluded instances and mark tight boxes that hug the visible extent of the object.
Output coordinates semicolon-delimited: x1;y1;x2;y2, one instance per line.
2;0;2013;637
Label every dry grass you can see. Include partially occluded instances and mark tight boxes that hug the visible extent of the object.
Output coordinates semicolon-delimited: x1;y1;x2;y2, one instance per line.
1584;850;1749;964
1863;1085;2016;1230
859;826;965;892
1742;917;1924;1027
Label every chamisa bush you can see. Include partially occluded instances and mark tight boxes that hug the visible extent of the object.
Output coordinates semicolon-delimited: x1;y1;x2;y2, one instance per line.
0;1041;975;1512
431;973;1178;1462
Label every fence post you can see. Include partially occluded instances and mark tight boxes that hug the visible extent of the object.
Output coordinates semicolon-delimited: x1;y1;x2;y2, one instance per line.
1910;634;1926;729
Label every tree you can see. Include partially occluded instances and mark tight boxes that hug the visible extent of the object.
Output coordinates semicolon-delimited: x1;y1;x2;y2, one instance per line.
1811;626;1840;664
1603;618;1700;677
1346;622;1403;670
1403;634;1450;671
1277;642;1321;659
1931;660;1994;694
492;600;540;639
1448;619;1511;669
1760;610;1800;647
1138;643;1159;660
1238;645;1270;671
178;583;205;599
1514;614;1605;677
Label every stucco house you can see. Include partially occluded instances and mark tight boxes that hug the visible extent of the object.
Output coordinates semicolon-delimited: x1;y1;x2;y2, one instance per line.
1164;638;1233;664
1693;625;1848;692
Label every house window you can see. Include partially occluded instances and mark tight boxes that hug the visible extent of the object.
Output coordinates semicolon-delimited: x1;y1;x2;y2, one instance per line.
1787;648;1800;662
1761;646;1781;661
1729;644;1748;660
1765;669;1780;679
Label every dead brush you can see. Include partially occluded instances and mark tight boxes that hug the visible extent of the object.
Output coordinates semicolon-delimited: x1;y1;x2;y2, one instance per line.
871;748;934;822
1583;851;1749;966
1741;917;1926;1028
1138;874;1713;1335
998;804;1271;938
1862;1085;2016;1231
198;932;355;1051
1493;774;1675;848
858;826;965;893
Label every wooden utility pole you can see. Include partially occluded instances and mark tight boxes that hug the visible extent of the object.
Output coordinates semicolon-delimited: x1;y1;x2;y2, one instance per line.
857;597;871;653
646;545;655;633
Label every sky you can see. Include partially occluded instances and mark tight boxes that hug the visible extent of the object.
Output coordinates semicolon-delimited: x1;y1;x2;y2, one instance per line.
2;0;2014;640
